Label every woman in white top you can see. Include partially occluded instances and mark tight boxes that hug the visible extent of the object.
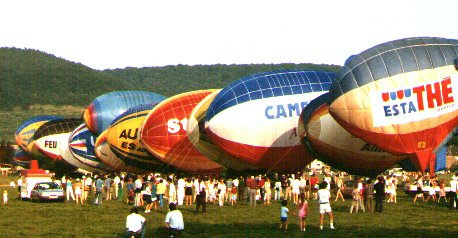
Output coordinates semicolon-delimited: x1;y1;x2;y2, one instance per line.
318;181;334;230
217;179;226;207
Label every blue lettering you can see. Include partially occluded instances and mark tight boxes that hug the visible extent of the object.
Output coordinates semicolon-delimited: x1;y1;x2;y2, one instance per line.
287;103;300;117
384;105;392;117
265;106;274;119
276;105;287;118
408;101;417;113
399;102;407;114
392;104;399;116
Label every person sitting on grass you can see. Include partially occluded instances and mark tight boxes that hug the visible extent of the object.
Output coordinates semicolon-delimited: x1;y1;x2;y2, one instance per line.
126;207;146;238
165;202;184;238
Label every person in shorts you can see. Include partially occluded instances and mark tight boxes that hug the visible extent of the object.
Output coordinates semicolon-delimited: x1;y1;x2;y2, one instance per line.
318;181;334;230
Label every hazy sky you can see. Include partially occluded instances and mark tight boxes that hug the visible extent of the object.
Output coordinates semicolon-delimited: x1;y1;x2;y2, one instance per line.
2;0;457;70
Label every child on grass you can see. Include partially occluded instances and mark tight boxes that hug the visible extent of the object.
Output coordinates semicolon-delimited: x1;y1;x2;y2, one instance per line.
230;186;237;205
280;199;294;232
3;190;8;205
297;193;309;231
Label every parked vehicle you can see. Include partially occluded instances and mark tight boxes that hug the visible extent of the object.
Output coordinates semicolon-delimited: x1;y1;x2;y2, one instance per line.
30;182;65;202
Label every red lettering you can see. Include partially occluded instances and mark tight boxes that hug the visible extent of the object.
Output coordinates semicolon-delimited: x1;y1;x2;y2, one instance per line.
412;86;425;111
426;82;442;108
441;77;454;104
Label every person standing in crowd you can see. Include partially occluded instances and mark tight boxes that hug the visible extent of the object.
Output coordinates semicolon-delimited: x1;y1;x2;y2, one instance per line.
185;178;193;206
274;178;282;201
284;175;292;201
217;179;226;207
84;175;93;200
74;178;83;205
238;176;246;202
246;176;258;206
125;207;147;238
350;184;361;213
425;176;437;202
134;176;143;207
93;176;104;205
105;175;112;201
177;176;186;206
291;176;300;204
225;178;233;203
263;178;271;205
374;176;385;213
297;193;309;232
126;177;135;205
195;178;207;213
66;177;75;201
413;174;425;202
232;177;239;201
364;179;374;213
165;202;184;237
143;182;152;213
168;178;177;203
310;174;319;200
17;177;23;198
157;179;167;207
118;177;124;202
334;175;345;202
113;174;120;200
449;174;457;210
230;184;238;206
3;190;8;205
318;181;335;230
257;176;265;202
437;179;447;203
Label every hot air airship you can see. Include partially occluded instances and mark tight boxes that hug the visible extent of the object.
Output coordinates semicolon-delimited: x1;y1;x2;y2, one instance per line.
328;37;458;173
68;124;110;171
33;119;83;160
95;130;147;174
106;104;165;171
83;91;166;136
15;115;62;157
206;69;337;173
299;93;405;176
187;90;260;171
140;90;223;173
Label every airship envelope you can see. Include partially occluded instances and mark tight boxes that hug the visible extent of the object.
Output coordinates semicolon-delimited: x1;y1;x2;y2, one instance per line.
206;69;337;173
299;93;405;176
83;91;166;136
328;37;458;173
186;90;260;171
15;115;62;156
140;90;223;173
68;124;110;171
95;130;148;174
106;104;165;171
33;119;83;160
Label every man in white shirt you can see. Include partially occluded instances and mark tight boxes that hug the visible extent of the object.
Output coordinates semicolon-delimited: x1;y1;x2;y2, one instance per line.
113;175;120;199
126;207;146;238
165;202;184;237
177;177;186;206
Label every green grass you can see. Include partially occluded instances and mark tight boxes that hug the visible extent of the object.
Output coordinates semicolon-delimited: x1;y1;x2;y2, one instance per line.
0;175;457;238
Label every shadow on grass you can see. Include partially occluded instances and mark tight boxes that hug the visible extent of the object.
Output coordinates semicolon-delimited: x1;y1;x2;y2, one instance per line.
148;222;458;238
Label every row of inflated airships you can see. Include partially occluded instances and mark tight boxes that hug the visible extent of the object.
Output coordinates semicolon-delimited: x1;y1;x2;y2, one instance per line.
14;37;457;176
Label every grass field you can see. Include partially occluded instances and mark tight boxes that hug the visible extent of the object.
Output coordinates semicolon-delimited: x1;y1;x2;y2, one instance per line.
0;175;457;238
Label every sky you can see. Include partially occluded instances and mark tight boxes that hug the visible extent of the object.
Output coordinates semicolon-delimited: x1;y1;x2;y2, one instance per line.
1;0;458;70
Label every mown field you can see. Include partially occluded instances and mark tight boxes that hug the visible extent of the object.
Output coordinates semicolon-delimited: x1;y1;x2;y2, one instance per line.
0;175;457;238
